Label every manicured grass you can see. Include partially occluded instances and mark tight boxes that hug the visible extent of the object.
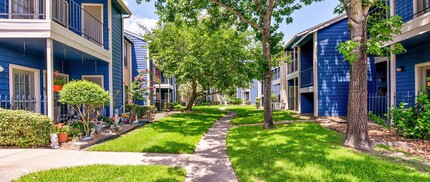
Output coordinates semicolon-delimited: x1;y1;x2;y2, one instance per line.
226;105;300;125
90;106;225;153
227;122;430;182
14;165;185;182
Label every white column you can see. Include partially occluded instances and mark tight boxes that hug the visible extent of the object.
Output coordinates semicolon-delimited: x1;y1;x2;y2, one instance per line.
45;0;52;20
313;32;319;117
297;46;302;113
390;44;396;107
46;39;54;120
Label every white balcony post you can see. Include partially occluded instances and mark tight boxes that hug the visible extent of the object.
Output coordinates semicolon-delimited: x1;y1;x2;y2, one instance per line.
46;0;52;20
46;39;54;120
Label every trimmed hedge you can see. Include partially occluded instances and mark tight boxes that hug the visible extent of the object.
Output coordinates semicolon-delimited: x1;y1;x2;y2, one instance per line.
0;109;52;147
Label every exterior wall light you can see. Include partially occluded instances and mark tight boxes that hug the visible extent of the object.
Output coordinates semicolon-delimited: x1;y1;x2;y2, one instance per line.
396;67;404;72
0;66;4;72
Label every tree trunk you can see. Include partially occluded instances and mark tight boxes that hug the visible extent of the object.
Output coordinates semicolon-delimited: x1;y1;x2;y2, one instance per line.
344;4;372;151
186;79;198;111
262;27;275;129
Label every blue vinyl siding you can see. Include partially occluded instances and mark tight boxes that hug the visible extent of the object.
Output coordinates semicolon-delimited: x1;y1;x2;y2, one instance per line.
317;19;350;117
396;41;430;105
301;41;313;88
0;41;46;110
250;80;259;104
111;5;123;110
125;32;150;105
395;0;414;22
236;88;242;99
301;93;314;114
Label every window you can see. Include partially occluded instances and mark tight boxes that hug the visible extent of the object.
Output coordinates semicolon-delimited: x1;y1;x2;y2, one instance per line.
417;0;430;17
82;75;104;88
10;66;39;112
124;41;131;68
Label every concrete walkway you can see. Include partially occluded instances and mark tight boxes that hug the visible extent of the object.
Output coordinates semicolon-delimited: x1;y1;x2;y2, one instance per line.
0;111;237;182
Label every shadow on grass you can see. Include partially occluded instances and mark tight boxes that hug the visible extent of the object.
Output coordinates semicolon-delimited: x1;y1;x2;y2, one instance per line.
225;106;300;125
227;122;430;182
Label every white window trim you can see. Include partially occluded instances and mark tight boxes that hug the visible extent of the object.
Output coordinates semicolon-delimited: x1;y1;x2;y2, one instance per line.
82;75;104;88
81;3;104;46
414;62;430;95
9;64;41;113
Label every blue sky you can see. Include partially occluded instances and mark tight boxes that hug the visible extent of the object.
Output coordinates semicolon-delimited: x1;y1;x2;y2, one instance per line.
123;0;340;43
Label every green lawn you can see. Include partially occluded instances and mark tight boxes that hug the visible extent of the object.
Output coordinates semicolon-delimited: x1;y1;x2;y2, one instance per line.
225;105;300;125
14;165;185;182
227;122;430;182
90;106;225;153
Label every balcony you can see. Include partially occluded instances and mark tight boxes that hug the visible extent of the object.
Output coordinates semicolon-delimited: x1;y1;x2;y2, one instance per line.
0;0;108;49
287;60;298;74
300;67;313;88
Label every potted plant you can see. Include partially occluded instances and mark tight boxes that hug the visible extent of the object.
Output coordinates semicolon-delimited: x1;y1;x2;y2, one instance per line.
53;78;66;92
54;123;69;143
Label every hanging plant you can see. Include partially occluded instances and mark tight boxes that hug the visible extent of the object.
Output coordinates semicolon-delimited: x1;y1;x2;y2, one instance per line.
53;71;66;92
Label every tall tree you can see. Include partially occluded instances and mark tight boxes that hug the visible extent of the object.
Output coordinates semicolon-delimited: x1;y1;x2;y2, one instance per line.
145;18;255;110
336;0;405;150
140;0;317;129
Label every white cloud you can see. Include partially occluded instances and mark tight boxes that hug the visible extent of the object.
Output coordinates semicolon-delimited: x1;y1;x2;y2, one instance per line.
124;16;158;35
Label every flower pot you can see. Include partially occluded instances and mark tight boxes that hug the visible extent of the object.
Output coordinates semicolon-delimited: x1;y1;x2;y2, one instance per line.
58;132;68;143
53;85;63;92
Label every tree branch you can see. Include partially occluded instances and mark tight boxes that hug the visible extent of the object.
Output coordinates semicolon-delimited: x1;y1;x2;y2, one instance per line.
212;0;263;32
253;0;265;18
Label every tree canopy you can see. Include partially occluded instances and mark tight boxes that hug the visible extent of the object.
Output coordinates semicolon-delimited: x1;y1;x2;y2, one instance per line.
140;0;320;128
145;18;256;110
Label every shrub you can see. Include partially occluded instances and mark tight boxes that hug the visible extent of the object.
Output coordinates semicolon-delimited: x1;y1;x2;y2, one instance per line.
125;104;147;118
0;109;52;147
255;98;261;109
231;98;242;105
246;100;251;105
368;111;388;127
387;83;430;139
59;80;109;136
271;94;278;102
145;105;158;117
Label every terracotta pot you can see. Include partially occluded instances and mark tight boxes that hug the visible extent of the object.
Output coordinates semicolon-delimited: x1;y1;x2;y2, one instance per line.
53;85;63;92
427;82;430;87
58;132;68;143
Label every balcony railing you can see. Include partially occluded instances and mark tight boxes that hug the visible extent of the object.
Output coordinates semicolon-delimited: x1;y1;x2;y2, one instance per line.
287;60;298;74
53;0;107;48
300;67;313;88
0;0;46;19
396;0;430;22
0;0;108;48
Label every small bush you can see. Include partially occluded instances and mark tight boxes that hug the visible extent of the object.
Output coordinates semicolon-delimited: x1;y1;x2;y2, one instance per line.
368;112;388;127
246;100;251;105
271;94;278;102
231;98;242;105
387;84;430;139
255;98;261;109
0;109;52;147
125;104;148;118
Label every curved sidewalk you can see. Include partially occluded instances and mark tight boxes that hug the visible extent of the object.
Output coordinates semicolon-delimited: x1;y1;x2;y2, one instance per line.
0;111;237;182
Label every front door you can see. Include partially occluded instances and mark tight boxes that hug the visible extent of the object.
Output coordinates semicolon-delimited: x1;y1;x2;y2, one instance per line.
11;69;35;111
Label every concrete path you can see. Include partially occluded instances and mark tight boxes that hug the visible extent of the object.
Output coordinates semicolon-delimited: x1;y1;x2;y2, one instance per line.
0;111;237;182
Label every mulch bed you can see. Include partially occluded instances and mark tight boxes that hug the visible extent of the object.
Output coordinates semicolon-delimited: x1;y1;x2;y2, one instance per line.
321;122;430;160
